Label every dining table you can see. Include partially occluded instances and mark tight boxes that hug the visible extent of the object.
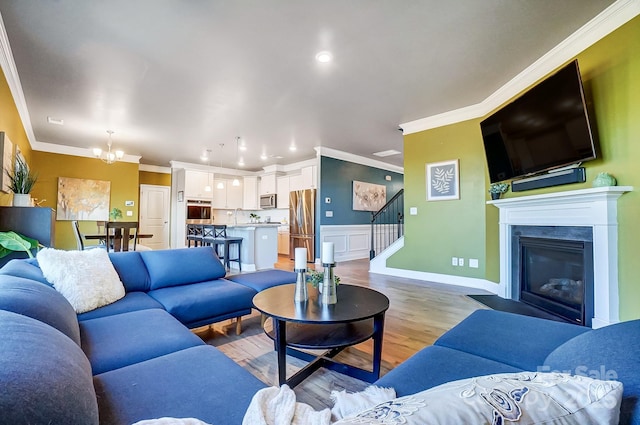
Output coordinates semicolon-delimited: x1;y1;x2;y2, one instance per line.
84;232;153;250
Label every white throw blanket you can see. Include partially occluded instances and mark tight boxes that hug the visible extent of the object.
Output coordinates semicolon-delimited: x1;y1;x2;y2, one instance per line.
242;385;396;425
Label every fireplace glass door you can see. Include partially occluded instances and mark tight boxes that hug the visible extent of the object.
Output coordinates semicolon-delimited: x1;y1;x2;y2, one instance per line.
520;237;593;325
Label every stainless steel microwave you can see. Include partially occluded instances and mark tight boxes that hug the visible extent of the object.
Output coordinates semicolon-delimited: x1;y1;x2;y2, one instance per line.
259;194;277;209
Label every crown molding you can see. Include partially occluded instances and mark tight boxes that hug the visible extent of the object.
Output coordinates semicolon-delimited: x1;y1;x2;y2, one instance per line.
315;147;404;174
0;11;37;147
400;0;640;135
32;140;141;163
139;164;171;174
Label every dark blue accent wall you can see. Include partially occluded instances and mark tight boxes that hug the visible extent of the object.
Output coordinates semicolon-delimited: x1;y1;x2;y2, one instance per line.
319;156;404;226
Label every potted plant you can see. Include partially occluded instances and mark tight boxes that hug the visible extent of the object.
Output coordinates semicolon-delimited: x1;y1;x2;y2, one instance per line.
306;269;341;288
109;208;123;221
249;213;260;223
489;182;509;200
5;155;38;206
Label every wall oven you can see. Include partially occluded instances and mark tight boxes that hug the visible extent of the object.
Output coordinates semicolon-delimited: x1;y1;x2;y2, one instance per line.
186;200;212;222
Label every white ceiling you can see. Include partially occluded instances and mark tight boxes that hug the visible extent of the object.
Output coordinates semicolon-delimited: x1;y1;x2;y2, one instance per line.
0;1;618;171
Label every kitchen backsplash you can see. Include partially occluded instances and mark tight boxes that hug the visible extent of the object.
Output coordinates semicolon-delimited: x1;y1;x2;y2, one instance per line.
212;208;289;225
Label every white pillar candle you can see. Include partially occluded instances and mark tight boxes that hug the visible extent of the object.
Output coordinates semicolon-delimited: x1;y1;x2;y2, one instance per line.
294;247;307;270
322;242;334;264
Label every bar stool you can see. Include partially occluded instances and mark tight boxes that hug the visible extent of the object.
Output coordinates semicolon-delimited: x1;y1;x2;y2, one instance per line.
186;224;204;247
210;225;243;271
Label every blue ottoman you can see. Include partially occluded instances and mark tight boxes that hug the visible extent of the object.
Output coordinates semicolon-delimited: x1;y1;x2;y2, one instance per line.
226;269;296;292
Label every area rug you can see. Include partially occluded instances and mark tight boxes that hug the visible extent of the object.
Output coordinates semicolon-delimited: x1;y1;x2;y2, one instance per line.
467;295;570;323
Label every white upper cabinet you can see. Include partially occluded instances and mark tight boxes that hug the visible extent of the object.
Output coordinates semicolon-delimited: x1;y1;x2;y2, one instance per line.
301;165;317;189
260;173;277;195
185;170;213;199
243;176;259;210
276;176;290;208
212;178;243;209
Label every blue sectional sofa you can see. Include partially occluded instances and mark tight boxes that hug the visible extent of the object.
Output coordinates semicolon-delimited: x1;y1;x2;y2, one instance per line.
0;246;296;424
375;309;640;425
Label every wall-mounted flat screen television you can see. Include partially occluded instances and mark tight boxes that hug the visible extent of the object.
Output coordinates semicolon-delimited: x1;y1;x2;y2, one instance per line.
481;60;597;183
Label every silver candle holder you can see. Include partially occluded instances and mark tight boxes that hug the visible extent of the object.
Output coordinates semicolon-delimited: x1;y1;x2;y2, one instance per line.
320;263;337;304
294;268;308;302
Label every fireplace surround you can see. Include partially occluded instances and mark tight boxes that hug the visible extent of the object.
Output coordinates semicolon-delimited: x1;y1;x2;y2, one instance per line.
490;186;632;328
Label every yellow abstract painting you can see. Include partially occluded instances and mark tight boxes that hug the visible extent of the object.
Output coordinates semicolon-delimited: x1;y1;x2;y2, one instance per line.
56;177;110;220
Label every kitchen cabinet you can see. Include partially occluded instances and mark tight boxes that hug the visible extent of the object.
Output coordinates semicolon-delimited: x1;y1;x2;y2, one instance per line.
185;170;213;199
212;178;243;209
243;176;259;209
260;173;276;195
277;230;290;256
276;176;290;209
301;165;317;189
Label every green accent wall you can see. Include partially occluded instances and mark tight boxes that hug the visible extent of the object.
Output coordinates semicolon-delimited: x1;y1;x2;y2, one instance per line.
0;68;33;206
32;151;141;250
390;16;640;320
140;170;171;186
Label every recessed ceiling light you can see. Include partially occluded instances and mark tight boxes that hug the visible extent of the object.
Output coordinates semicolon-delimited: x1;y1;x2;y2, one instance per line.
315;51;332;63
47;116;64;125
238;158;245;166
289;145;297;152
260;154;268;160
373;149;401;157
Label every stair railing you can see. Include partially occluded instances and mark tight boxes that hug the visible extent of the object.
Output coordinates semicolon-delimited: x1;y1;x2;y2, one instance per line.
370;189;404;259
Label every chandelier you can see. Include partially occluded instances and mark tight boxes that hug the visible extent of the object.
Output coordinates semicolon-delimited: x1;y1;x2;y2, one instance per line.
93;130;124;164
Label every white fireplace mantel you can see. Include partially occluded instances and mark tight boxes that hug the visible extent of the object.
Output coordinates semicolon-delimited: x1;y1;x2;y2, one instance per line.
489;186;633;328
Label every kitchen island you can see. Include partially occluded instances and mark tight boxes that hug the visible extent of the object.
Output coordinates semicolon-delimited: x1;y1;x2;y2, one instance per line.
225;223;281;271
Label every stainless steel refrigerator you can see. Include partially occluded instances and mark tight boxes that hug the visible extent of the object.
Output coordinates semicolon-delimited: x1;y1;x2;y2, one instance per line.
289;189;316;262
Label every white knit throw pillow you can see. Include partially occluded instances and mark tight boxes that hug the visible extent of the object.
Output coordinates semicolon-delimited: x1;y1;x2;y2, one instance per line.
37;248;125;313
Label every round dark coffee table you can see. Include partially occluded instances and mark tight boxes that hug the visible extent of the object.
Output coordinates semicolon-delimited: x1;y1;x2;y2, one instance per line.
253;283;389;387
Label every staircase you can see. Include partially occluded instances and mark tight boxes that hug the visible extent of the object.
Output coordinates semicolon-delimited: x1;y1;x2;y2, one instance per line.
370;189;404;259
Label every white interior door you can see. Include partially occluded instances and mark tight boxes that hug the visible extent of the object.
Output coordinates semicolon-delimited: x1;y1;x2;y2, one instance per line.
139;184;170;250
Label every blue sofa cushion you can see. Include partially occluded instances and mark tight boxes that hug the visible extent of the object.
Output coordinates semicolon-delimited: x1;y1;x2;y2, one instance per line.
140;247;227;290
108;251;152;292
77;291;164;321
226;269;297;292
0;310;98;424
545;319;640;425
80;309;204;375
93;345;266;425
434;309;588;370
148;279;255;327
0;258;50;285
0;275;81;345
375;344;523;397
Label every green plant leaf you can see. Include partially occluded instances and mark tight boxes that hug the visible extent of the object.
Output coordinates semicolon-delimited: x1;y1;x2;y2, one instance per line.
0;231;36;258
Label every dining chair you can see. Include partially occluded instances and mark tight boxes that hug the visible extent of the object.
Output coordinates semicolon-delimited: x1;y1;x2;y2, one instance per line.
105;221;139;252
72;220;106;251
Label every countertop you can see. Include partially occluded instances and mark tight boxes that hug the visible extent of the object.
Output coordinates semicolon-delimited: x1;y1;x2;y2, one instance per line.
225;223;283;228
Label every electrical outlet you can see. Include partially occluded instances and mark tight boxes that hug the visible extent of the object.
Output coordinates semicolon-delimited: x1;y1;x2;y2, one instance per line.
451;257;458;266
469;258;479;268
458;258;464;267
326;210;333;217
410;207;418;215
126;210;133;217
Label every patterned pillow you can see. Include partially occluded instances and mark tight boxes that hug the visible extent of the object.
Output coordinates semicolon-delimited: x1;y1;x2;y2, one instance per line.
334;372;622;425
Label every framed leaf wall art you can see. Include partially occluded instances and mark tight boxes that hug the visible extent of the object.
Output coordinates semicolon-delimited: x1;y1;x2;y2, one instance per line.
426;159;460;201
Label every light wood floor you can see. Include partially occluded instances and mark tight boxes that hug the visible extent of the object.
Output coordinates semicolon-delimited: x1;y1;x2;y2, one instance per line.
193;255;491;411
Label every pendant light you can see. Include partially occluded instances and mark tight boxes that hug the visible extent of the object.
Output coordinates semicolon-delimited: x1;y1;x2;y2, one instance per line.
216;144;225;190
200;149;213;192
232;136;241;187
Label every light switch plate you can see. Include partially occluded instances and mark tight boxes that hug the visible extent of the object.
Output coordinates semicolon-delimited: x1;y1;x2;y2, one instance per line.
326;211;333;217
410;207;418;215
126;210;133;217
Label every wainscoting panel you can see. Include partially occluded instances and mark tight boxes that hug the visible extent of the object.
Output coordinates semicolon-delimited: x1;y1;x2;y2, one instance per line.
320;225;371;263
